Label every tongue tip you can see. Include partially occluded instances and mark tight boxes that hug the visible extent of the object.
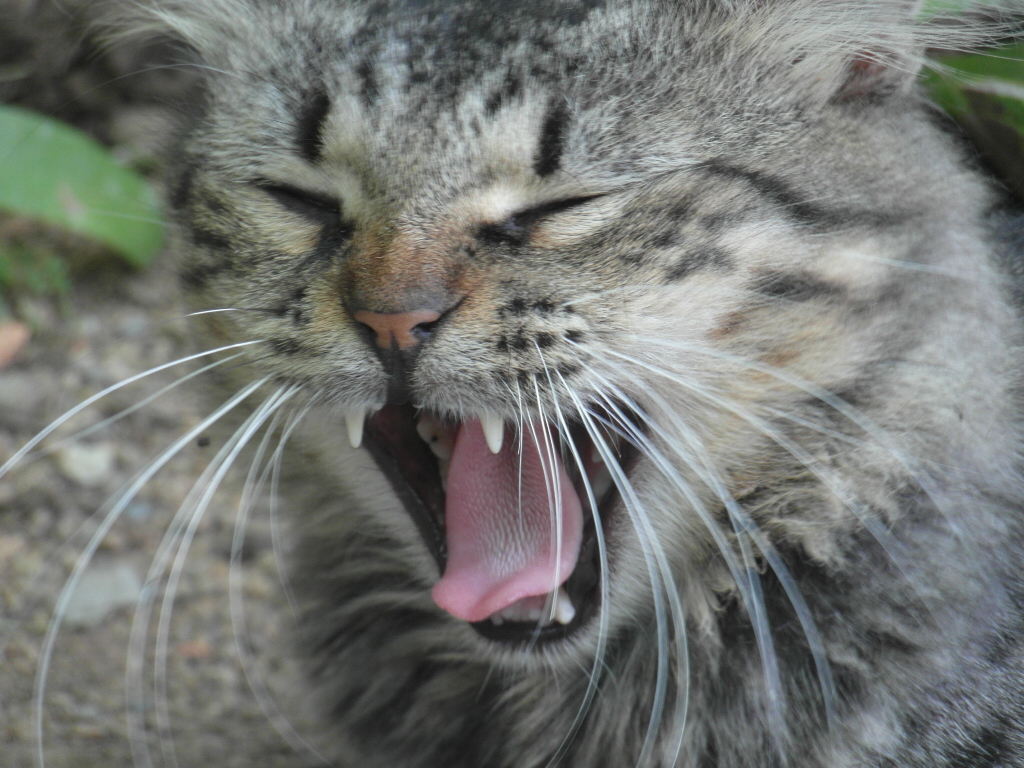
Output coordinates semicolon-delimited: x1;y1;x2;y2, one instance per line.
432;564;576;623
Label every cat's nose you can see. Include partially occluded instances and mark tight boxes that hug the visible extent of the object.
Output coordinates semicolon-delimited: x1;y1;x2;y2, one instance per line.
352;309;442;350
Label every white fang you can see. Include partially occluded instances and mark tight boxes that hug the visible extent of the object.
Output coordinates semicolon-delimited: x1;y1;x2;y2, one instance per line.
481;412;504;454
553;588;576;625
346;409;365;448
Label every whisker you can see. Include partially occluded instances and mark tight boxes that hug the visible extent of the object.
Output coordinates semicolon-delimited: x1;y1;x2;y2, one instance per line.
565;391;682;768
540;372;611;768
226;393;335;765
623;334;955;536
1;340;264;481
33;376;270;768
529;365;566;624
22;351;248;463
123;380;276;768
183;307;281;318
841;251;990;281
588;376;816;749
600;344;937;620
152;386;296;768
517;378;562;649
611;378;837;734
267;393;324;617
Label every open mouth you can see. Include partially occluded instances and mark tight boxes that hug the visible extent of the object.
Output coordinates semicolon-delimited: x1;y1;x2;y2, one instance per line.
359;403;636;645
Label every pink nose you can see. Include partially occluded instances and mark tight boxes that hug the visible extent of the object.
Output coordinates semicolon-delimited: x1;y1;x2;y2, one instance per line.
352;309;441;350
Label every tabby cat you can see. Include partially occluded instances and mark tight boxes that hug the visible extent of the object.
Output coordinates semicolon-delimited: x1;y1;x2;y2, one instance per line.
76;0;1024;764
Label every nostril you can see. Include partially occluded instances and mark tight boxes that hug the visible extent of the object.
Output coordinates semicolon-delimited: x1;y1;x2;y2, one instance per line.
354;320;377;341
414;319;440;337
352;309;442;350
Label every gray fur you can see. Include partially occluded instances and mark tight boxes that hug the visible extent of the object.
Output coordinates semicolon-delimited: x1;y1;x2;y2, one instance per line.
132;0;1024;764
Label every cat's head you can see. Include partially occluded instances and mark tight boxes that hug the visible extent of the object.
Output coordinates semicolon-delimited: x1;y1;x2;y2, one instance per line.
122;0;998;661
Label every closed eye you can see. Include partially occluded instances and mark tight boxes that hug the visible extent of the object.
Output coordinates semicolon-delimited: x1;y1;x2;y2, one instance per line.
477;194;605;247
259;182;343;223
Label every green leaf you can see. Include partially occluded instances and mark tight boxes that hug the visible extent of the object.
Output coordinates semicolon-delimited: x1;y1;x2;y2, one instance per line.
918;0;977;19
0;105;164;268
923;44;1024;200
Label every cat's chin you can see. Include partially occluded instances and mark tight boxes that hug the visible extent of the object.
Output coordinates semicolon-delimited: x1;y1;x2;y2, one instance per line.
360;401;637;646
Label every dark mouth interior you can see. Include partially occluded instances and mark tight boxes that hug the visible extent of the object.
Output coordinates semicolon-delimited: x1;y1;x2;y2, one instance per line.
363;403;637;645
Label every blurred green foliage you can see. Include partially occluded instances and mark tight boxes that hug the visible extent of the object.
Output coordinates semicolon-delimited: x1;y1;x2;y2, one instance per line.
923;43;1024;200
0;105;163;314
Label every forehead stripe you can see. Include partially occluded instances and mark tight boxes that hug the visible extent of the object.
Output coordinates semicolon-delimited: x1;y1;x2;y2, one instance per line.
534;99;569;178
296;90;332;163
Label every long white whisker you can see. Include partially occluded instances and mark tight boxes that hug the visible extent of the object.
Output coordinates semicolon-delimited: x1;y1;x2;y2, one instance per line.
123;379;274;768
32;376;269;768
22;351;248;463
529;366;566;624
519;379;561;647
599;345;934;621
152;386;295;768
606;377;837;734
2;340;263;481
566;392;678;768
267;394;324;617
623;335;955;537
227;395;335;765
541;372;611;768
580;394;702;765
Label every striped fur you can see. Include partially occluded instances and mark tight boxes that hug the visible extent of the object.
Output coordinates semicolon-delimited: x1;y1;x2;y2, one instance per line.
119;0;1024;765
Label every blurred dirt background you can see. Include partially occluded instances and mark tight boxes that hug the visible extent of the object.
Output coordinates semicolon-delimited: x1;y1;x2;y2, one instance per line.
0;2;324;766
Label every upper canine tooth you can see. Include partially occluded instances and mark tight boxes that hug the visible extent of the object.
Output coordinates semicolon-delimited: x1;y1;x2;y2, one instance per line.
346;409;366;449
480;412;504;454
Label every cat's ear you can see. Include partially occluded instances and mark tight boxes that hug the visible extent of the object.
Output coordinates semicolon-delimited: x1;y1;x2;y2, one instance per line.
834;0;927;101
781;0;929;104
791;0;1020;104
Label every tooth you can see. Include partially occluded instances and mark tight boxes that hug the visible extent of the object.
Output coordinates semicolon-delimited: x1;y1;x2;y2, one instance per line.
480;411;504;454
415;415;435;444
417;413;455;461
591;466;613;500
553;588;576;625
346;409;365;449
491;615;504;626
590;444;604;465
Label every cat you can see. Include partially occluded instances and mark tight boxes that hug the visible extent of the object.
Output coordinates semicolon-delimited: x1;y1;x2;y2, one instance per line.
14;0;1024;765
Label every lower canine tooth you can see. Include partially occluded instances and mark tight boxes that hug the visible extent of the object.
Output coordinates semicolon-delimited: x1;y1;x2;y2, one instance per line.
480;411;504;454
554;588;576;625
591;466;613;501
346;409;365;448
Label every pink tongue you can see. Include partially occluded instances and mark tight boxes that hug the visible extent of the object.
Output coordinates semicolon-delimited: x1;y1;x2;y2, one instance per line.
432;419;583;623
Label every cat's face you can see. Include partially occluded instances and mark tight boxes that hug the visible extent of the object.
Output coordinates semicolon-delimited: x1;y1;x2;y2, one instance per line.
165;0;976;664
